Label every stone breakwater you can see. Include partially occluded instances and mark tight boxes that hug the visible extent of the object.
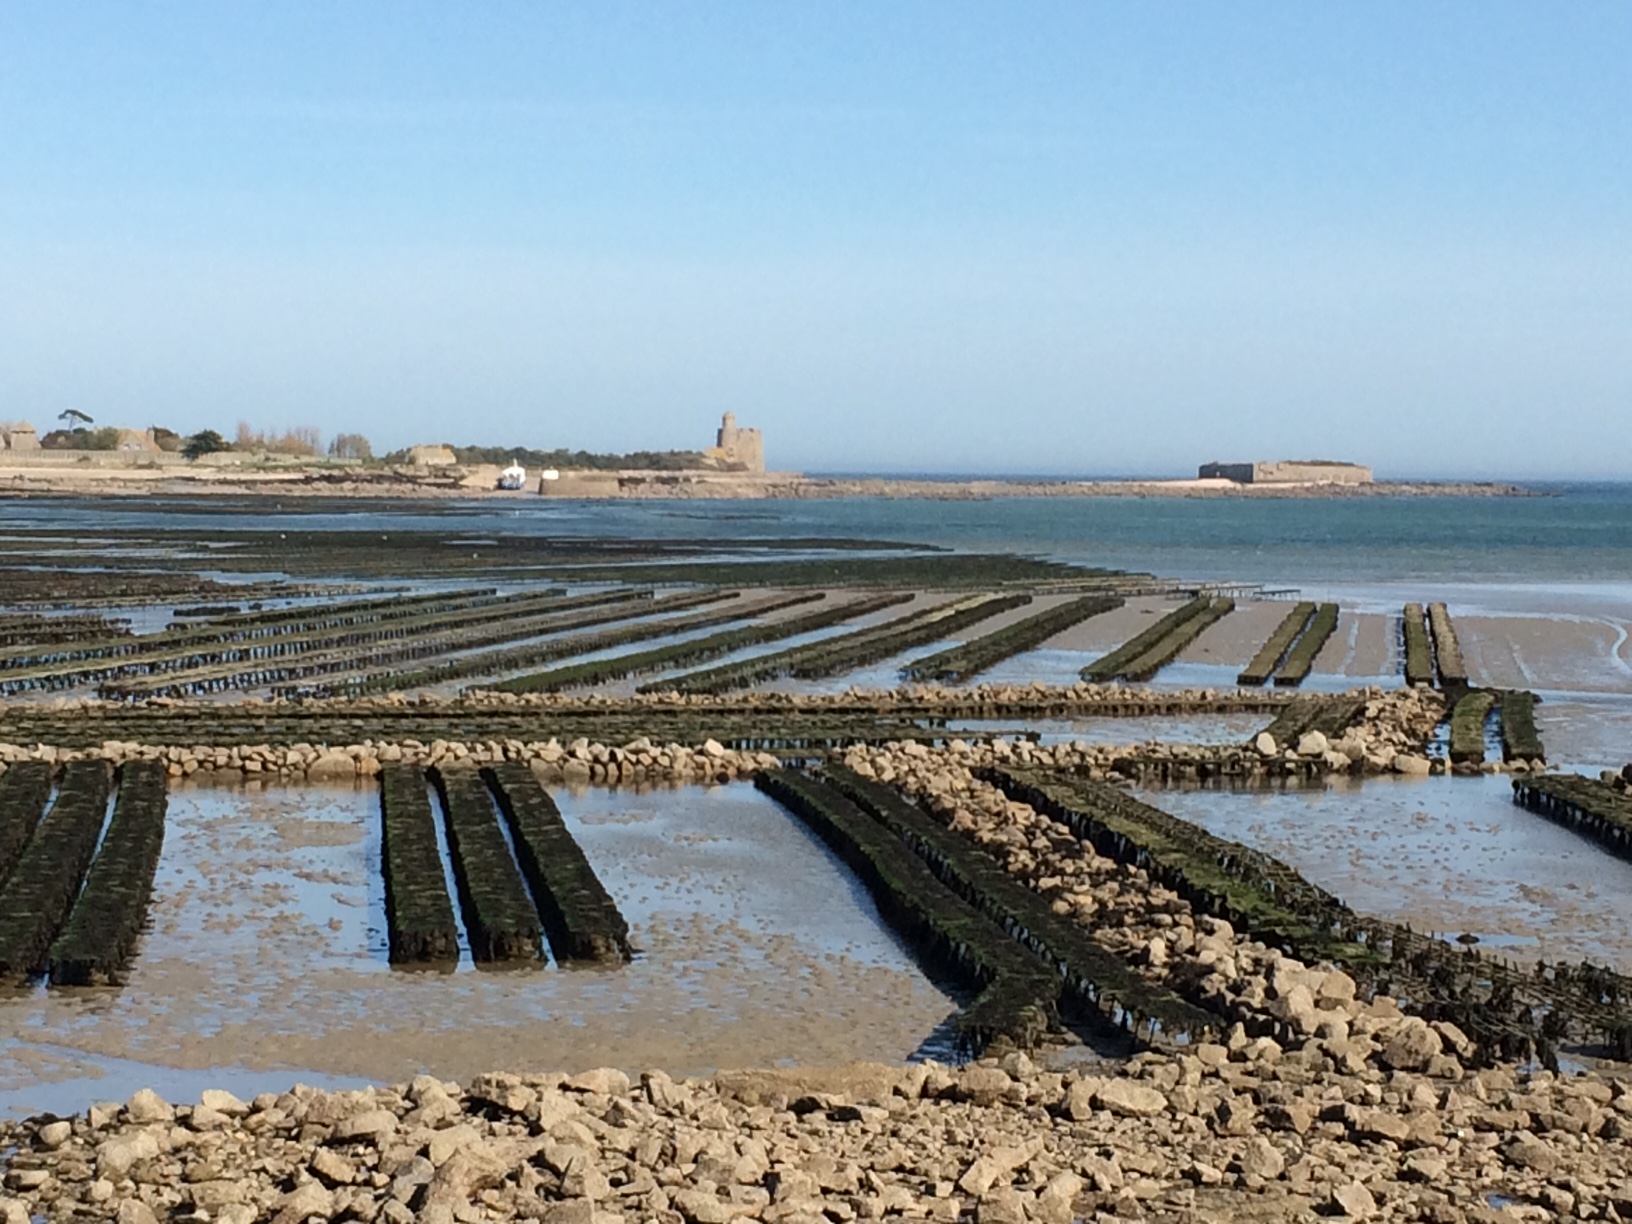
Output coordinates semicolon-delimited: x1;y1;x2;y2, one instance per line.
0;736;785;786
0;686;1448;786
835;745;1405;1039
3;1051;1629;1224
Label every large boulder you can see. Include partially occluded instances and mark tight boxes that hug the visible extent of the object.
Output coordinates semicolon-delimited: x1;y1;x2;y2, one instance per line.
1379;1018;1442;1071
1092;1079;1168;1118
1296;730;1330;757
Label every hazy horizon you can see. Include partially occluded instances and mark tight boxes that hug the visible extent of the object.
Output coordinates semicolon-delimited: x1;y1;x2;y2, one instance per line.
2;4;1628;480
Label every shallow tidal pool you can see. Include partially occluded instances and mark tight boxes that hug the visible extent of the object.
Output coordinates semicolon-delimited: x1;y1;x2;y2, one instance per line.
0;782;959;1119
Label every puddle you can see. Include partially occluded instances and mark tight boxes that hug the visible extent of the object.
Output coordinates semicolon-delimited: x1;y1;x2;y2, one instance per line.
0;782;961;1119
1139;774;1632;970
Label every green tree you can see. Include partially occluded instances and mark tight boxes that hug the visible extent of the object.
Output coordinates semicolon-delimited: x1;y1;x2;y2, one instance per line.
182;429;230;460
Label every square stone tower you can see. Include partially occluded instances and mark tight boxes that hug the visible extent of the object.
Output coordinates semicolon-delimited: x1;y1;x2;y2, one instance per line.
708;412;764;472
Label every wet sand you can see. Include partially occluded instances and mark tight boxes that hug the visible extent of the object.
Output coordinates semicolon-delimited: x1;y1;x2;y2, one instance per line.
0;783;958;1119
1044;596;1184;653
1177;601;1286;668
1460;613;1632;694
1535;693;1632;773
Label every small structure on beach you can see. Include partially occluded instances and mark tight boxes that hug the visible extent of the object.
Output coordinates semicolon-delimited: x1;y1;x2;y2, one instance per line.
1200;460;1372;485
407;444;457;467
1;422;39;451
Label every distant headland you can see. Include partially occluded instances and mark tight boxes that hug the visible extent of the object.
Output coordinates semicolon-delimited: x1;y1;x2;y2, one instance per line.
0;412;1532;499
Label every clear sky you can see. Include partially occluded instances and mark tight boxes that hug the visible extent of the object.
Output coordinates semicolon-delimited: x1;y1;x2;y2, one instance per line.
1;3;1628;478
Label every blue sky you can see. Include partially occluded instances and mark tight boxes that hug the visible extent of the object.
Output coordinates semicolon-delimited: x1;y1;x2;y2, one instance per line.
1;3;1628;477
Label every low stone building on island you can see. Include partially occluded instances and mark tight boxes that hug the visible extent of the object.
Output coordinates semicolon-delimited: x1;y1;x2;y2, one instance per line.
1200;459;1373;485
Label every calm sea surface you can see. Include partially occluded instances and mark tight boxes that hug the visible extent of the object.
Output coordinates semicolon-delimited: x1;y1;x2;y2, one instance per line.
5;482;1630;607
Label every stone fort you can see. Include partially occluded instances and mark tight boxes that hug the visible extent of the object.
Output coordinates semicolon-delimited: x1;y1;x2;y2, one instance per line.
704;413;764;473
1199;459;1372;485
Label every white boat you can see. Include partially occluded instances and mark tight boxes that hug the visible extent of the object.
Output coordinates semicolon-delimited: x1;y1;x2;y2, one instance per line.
497;461;526;490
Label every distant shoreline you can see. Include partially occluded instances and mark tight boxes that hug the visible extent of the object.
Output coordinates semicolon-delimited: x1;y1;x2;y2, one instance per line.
0;463;1538;501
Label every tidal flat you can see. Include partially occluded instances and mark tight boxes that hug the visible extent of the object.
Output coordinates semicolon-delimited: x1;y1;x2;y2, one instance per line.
0;782;960;1119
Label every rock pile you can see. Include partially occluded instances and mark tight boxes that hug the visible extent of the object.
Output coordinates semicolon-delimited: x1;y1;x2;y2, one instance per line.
4;1052;1629;1224
1250;689;1454;777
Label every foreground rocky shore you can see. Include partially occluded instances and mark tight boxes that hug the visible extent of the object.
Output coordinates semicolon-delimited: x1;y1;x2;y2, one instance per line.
4;1042;1627;1224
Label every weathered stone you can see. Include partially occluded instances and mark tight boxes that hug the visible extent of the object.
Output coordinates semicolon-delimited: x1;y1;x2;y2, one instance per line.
306;751;357;780
1296;730;1329;757
1270;983;1319;1034
1330;1180;1376;1218
97;1130;161;1178
671;1188;737;1224
1092;1080;1167;1118
312;1147;357;1185
956;1139;1042;1196
1354;1109;1410;1143
1402;1153;1447;1182
125;1088;175;1124
1502;1133;1557;1175
976;1187;1026;1224
189;1180;248;1209
564;1067;631;1096
426;1141;514;1205
273;1180;335;1224
1237;1137;1285;1180
331;1108;398;1143
199;1088;251;1117
1061;1077;1101;1121
1315;969;1357;1008
427;1122;482;1167
1263;1102;1315;1135
1380;1019;1442;1072
541;1200;596;1224
1431;1020;1474;1057
956;1065;1014;1105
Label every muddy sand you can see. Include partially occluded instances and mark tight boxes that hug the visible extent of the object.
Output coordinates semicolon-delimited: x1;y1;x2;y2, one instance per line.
0;784;958;1119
